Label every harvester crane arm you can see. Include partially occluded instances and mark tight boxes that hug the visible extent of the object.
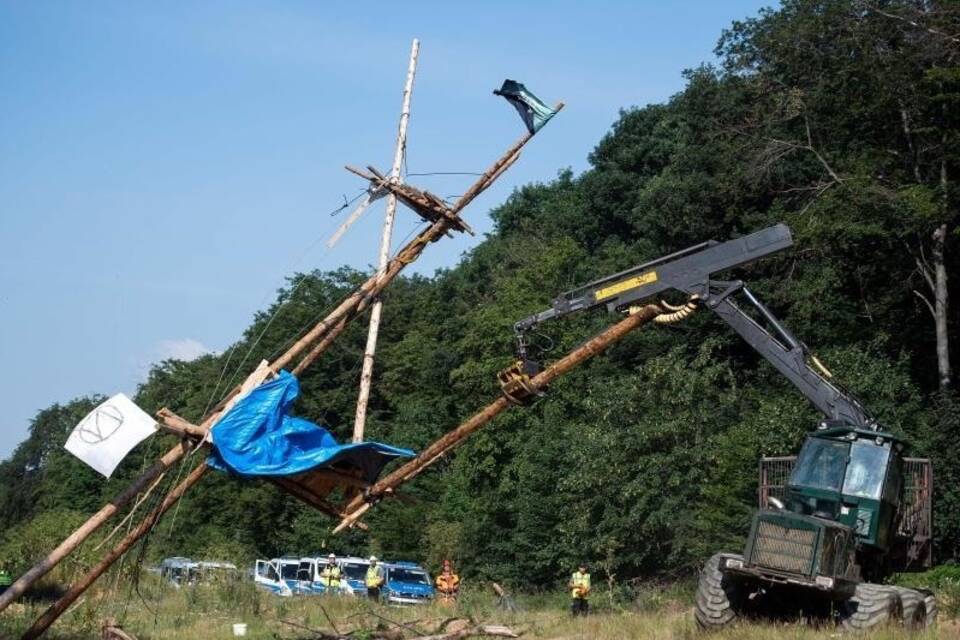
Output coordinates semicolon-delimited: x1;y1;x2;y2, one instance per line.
706;285;874;429
508;223;877;430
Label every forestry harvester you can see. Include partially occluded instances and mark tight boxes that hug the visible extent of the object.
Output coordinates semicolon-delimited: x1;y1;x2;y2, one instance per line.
500;224;936;631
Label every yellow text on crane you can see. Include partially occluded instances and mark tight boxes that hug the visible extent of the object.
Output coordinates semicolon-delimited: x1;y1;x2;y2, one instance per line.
594;271;658;301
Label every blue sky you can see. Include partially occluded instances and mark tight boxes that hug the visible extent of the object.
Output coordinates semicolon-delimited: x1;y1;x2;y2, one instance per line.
0;1;770;459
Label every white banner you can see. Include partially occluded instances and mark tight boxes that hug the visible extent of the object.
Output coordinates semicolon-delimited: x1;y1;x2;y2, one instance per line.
64;394;157;478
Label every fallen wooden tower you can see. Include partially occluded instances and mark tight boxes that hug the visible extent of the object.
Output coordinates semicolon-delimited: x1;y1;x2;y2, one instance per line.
9;92;564;638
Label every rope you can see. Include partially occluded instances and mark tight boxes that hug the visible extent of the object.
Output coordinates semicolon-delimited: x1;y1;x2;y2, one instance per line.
328;189;369;217
92;472;167;552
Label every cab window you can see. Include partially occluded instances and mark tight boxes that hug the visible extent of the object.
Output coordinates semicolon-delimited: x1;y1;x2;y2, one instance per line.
791;438;849;492
842;441;890;500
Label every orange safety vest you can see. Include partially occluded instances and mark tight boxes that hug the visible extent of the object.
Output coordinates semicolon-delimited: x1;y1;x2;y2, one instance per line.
436;572;460;594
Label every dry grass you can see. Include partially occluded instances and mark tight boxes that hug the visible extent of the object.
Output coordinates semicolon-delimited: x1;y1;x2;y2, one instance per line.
0;578;956;640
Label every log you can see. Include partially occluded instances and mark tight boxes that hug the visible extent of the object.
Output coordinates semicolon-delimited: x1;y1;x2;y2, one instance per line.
155;410;206;439
22;463;209;640
416;625;520;640
0;439;193;613
334;303;662;532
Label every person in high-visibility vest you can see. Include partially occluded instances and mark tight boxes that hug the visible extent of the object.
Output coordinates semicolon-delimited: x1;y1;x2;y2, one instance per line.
568;563;591;616
0;569;11;594
435;559;460;606
365;556;385;601
319;553;342;593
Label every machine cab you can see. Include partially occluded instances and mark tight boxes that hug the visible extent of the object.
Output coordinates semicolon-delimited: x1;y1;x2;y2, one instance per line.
786;425;905;551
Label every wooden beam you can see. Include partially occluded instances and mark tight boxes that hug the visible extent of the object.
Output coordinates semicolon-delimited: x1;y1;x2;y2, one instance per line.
333;302;662;533
22;463;210;640
155;409;206;439
0;439;194;614
345;165;474;235
270;478;368;531
355;38;420;444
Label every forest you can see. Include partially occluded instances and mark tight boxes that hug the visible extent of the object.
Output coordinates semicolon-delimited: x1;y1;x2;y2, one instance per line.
1;0;957;594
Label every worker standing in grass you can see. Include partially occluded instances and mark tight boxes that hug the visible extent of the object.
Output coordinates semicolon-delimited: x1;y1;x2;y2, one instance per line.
365;556;385;601
435;559;460;606
568;563;591;617
319;553;342;594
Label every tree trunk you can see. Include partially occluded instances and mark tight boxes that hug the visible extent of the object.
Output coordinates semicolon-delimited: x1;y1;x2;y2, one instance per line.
935;120;952;390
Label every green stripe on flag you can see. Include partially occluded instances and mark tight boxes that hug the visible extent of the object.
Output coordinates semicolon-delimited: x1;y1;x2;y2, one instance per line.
494;79;557;134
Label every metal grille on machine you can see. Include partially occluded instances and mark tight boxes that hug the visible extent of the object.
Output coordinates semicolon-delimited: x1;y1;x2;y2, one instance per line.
752;521;817;574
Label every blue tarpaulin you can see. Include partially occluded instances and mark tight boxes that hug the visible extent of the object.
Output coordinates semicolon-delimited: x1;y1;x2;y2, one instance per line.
207;371;413;484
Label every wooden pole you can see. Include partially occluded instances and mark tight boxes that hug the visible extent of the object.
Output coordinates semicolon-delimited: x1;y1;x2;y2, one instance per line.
0;440;194;613
333;303;663;532
354;38;420;443
21;463;210;640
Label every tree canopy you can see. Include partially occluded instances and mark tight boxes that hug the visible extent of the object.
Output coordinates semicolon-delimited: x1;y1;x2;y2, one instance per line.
1;0;958;591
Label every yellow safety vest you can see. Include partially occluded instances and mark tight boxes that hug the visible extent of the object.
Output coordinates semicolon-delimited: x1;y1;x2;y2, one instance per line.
365;565;384;588
570;571;590;599
319;564;341;588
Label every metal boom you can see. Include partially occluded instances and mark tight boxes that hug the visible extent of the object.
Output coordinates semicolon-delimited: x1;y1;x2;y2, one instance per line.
513;223;875;430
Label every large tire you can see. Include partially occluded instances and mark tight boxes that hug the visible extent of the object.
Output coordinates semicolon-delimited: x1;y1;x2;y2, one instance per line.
892;586;927;630
923;593;938;628
694;553;743;630
840;583;901;631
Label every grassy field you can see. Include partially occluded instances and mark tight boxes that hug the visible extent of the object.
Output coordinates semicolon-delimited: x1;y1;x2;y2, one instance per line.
0;576;957;640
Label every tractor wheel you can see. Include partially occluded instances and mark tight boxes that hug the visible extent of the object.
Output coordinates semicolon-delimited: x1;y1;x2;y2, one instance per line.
923;592;938;628
694;553;743;630
840;583;901;631
892;586;927;630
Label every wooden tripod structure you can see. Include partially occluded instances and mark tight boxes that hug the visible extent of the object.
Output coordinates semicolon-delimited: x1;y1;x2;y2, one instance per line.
9;96;565;637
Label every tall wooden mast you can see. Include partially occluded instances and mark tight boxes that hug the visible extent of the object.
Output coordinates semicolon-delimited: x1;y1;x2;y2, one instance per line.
354;38;420;443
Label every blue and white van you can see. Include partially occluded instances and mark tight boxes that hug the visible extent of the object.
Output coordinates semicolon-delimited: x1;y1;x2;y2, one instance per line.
254;557;299;596
160;557;197;588
337;556;370;596
382;561;434;605
295;557;319;595
297;556;353;595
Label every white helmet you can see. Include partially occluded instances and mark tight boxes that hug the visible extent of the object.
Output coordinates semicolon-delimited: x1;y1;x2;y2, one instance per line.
369;555;378;562
327;553;336;560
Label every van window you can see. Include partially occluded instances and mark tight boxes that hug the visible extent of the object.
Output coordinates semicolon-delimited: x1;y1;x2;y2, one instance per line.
341;562;368;581
297;561;314;581
388;568;430;585
281;563;299;580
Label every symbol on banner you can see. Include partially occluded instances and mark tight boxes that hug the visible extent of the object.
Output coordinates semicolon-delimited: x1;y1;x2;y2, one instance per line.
77;404;125;445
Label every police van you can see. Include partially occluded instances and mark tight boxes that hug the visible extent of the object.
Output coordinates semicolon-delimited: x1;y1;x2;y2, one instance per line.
382;561;434;605
254;557;299;596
